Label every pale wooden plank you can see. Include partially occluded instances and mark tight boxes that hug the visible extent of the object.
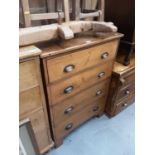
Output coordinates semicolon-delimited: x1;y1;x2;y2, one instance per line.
30;12;65;20
19;21;118;46
19;45;42;59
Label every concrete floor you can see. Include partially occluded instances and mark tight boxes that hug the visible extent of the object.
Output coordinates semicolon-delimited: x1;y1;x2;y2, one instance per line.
46;104;135;155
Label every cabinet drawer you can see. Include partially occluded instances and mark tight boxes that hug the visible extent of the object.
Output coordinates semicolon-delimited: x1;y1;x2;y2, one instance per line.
29;110;51;152
54;97;105;140
20;60;39;92
50;62;113;104
119;70;135;88
47;40;118;83
19;86;42;117
114;94;135;115
116;83;135;101
51;81;109;126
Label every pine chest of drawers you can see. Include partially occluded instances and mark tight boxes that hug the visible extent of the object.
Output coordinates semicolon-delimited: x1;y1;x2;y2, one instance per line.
19;46;54;154
105;57;135;117
39;33;123;147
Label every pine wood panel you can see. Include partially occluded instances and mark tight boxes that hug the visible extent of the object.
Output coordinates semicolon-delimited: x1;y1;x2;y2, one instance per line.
19;86;42;117
30;109;51;153
19;55;53;154
19;59;39;92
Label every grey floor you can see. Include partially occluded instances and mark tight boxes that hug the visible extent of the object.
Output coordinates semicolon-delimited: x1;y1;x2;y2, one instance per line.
46;104;135;155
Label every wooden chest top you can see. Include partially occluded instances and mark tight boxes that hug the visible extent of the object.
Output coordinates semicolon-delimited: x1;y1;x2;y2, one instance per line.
36;32;123;58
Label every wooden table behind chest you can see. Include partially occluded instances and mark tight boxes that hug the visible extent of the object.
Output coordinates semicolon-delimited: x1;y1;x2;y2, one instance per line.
40;33;123;147
19;46;53;154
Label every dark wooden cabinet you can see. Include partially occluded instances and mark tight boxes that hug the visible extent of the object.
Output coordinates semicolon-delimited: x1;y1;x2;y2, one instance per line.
105;57;135;117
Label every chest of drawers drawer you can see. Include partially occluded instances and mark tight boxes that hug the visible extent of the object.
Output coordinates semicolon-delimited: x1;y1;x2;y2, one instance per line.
114;93;135;115
46;40;118;83
116;83;135;101
49;62;113;104
51;79;110;126
53;97;106;140
119;70;135;88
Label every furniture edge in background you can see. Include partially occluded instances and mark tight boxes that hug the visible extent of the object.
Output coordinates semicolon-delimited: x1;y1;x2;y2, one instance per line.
19;46;54;154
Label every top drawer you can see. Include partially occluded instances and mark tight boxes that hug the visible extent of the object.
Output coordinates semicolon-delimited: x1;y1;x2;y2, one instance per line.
46;40;119;83
119;70;135;88
19;60;39;92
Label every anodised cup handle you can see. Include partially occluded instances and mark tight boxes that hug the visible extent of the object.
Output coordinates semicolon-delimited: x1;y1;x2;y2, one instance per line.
101;52;109;60
96;90;102;96
98;72;105;79
65;123;73;130
64;106;74;114
64;86;74;94
93;106;99;112
125;90;130;95
64;64;75;73
123;103;128;107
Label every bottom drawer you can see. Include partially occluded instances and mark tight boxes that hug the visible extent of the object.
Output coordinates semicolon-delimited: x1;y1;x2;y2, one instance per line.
114;93;135;115
53;97;106;140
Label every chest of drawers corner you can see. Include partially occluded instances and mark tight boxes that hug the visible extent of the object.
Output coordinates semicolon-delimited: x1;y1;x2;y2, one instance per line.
19;46;54;154
105;59;135;117
40;34;123;147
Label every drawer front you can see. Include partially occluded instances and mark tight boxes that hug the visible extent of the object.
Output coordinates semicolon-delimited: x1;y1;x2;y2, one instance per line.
51;81;109;126
119;70;135;87
28;110;51;153
20;60;39;92
114;93;135;115
47;40;118;83
53;97;106;140
116;83;135;101
19;86;42;117
50;62;113;104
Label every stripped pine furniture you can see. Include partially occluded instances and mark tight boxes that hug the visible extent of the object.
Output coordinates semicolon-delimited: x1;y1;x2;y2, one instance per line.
37;32;123;146
19;46;54;154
